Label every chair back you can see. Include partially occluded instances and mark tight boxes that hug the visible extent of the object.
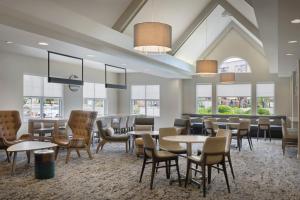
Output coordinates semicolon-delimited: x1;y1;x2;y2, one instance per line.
0;111;21;141
141;133;156;158
216;129;232;154
68;110;97;145
229;117;240;123
119;116;128;128
258;117;270;130
135;117;154;130
135;125;152;131
96;119;109;140
204;120;216;136
201;136;226;165
238;120;250;136
127;115;135;128
159;127;180;149
207;118;217;122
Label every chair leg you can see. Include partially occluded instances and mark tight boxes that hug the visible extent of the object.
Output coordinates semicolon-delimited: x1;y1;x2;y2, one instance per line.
222;161;230;193
125;141;128;153
165;161;170;179
55;146;60;160
208;166;212;184
96;140;107;153
257;128;259;141
247;135;252;151
185;160;191;188
238;136;241;152
76;149;81;158
269;129;271;142
139;157;147;182
150;161;156;190
194;164;198;176
6;150;10;163
87;147;93;159
66;148;72;164
175;158;181;186
26;151;30;164
282;140;285;155
202;165;206;197
227;154;235;179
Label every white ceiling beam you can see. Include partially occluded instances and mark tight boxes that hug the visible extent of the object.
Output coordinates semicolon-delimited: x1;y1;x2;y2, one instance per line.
170;0;219;55
199;21;264;59
112;0;148;32
217;0;260;40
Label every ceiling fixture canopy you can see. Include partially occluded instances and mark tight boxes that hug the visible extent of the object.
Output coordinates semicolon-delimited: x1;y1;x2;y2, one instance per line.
196;60;218;76
220;72;235;84
134;22;172;54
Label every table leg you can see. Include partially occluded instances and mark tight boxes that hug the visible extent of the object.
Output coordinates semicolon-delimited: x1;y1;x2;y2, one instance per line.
186;143;192;179
26;150;30;164
131;135;135;153
11;152;17;175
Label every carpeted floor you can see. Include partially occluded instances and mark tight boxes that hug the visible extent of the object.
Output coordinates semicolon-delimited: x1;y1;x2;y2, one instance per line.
0;139;299;200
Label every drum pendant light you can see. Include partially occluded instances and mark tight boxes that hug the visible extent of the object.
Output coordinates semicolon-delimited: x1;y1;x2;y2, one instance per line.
220;72;235;84
133;0;172;54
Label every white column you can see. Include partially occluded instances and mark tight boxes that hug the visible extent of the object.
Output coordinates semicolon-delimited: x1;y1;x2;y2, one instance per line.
297;61;300;159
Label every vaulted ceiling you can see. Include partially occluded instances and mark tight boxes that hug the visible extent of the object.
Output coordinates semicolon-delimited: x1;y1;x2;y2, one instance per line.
0;0;296;78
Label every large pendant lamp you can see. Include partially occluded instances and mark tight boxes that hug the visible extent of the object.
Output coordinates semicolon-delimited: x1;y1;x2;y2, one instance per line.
220;72;235;84
134;22;172;54
196;15;218;76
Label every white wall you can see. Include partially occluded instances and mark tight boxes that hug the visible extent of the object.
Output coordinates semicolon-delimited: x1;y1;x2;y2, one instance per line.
182;29;292;117
0;51;118;132
118;73;183;130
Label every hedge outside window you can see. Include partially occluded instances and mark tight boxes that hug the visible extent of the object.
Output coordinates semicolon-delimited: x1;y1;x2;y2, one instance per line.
196;84;212;114
131;85;160;117
83;82;107;116
256;83;274;115
217;84;251;115
23;75;63;119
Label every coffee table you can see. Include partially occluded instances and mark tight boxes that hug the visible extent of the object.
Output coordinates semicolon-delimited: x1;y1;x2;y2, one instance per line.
7;141;57;175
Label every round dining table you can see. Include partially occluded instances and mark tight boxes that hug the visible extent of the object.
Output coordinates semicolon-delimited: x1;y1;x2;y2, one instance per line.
162;135;208;156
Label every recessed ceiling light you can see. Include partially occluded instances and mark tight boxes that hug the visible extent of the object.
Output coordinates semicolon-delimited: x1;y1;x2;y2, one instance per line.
291;19;300;24
87;54;95;57
285;53;294;56
4;41;13;44
38;42;48;46
288;40;298;44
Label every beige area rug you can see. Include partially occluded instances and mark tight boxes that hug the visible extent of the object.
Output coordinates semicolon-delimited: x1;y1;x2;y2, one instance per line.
0;139;299;200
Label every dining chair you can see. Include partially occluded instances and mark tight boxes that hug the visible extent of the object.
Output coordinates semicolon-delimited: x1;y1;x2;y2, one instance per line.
232;120;253;151
53;110;97;164
228;117;240;130
134;125;153;157
281;119;298;155
139;134;181;189
257;117;271;141
185;136;229;197
204;120;218;136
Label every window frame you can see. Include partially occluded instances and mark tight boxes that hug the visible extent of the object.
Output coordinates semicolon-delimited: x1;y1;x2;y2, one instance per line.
216;83;252;115
256;82;275;115
130;85;160;117
219;57;251;73
195;83;212;114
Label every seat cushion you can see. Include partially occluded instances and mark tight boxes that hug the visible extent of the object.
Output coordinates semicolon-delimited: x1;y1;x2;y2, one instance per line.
109;134;129;141
175;127;185;135
135;138;144;145
285;132;298;140
156;150;177;159
106;127;115;137
55;138;69;146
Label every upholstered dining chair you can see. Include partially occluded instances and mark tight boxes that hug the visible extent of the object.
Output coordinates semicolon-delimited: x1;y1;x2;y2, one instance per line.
232;120;253;151
185;136;229;197
53;110;97;164
96;119;129;153
204;120;218;136
139;134;181;189
159;127;187;155
257;117;271;141
228;117;240;130
0;111;32;162
281;119;298;155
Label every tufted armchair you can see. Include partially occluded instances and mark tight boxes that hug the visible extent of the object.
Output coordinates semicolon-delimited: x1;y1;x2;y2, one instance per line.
53;110;97;164
0;111;31;162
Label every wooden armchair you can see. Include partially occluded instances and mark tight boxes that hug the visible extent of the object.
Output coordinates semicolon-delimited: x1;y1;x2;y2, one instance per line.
53;110;97;164
0;111;31;162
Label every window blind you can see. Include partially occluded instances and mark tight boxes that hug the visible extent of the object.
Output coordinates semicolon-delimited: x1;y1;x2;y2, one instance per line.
196;84;212;97
146;85;160;99
217;84;251;97
131;85;146;99
256;83;274;97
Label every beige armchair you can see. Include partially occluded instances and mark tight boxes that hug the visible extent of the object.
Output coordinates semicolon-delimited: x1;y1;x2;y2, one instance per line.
185;136;229;197
204;119;218;136
53;110;97;163
96;119;129;153
0;111;31;162
257;117;271;141
232;120;252;151
139;134;181;189
281;119;298;155
159;127;186;155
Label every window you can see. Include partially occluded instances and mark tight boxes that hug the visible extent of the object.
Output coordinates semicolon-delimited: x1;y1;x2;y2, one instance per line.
83;82;107;116
256;83;274;115
23;75;63;119
219;57;251;73
196;84;212;114
217;84;251;115
131;85;160;117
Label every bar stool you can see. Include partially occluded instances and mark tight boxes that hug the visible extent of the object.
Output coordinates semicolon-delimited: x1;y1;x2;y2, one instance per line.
257;118;271;141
